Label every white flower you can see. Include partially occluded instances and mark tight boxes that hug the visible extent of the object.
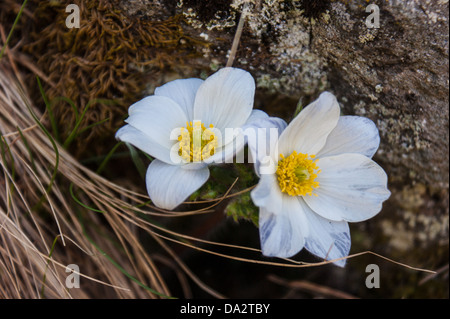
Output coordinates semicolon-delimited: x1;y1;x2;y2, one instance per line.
250;92;391;266
116;67;267;210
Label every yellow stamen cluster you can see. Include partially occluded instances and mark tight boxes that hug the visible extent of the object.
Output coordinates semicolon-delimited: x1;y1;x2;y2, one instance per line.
178;121;217;162
276;151;321;197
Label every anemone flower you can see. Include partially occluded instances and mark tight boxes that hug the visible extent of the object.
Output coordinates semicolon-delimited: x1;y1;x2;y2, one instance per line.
116;67;268;210
250;92;391;266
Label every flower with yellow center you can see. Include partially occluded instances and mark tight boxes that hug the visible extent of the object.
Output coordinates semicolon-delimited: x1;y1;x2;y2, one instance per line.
276;152;320;197
116;67;269;210
250;92;391;266
178;121;218;163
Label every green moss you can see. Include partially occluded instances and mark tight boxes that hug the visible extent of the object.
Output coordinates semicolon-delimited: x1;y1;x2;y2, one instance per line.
225;192;259;226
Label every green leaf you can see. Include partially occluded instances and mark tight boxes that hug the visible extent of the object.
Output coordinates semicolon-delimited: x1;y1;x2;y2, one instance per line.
125;143;147;180
0;0;29;59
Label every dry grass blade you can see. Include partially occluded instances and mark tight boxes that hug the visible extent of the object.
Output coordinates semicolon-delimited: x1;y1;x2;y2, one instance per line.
0;63;172;298
268;275;359;299
226;1;249;68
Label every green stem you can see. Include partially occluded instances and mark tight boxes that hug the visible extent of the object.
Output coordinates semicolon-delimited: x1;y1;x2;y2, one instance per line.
0;0;29;59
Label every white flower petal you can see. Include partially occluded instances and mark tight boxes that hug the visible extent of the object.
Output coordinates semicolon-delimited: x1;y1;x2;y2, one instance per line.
243;112;287;176
259;195;309;258
126;95;189;151
243;109;270;124
300;198;351;267
278;91;340;156
251;173;283;215
317;115;380;159
303;153;391;222
154;78;203;120
193;67;255;131
146;159;210;210
183;162;209;170
115;125;175;165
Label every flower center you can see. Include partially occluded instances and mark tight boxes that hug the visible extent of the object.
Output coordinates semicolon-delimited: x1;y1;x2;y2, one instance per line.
178;121;218;162
276;151;321;196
